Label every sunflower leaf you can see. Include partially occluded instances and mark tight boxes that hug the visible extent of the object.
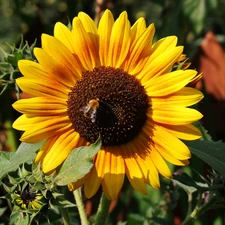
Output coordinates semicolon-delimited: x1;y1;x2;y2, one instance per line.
185;140;225;176
182;0;206;35
0;141;43;180
54;136;102;186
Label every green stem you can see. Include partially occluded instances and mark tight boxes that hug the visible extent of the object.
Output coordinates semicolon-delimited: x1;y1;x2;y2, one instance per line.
181;193;217;225
186;192;193;216
60;207;71;225
73;189;90;225
94;193;111;225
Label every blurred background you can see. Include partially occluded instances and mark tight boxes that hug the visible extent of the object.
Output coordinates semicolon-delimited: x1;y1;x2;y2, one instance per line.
0;0;225;224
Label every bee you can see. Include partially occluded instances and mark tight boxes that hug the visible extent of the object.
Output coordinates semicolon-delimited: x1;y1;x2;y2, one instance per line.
81;99;100;123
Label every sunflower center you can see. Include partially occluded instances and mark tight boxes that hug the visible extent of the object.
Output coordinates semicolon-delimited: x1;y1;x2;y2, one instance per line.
20;186;36;204
67;66;149;146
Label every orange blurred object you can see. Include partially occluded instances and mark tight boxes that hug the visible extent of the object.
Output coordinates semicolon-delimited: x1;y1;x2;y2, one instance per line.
193;31;225;141
196;31;225;101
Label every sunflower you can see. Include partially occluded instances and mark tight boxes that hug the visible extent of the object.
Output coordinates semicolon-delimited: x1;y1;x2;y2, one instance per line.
13;10;203;200
14;185;44;211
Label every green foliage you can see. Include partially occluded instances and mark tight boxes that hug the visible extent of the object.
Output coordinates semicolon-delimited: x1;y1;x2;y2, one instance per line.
182;0;206;35
1;163;76;225
185;140;225;176
0;141;44;180
0;38;36;95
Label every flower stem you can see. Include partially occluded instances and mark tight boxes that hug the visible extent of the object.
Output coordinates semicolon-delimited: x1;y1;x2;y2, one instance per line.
73;189;90;225
181;193;217;225
186;192;193;216
60;207;71;225
94;193;111;225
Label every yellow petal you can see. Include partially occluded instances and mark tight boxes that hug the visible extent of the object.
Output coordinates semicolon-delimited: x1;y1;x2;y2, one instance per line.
107;11;131;68
155;143;190;166
13;114;71;143
162;124;202;140
84;166;102;198
134;155;150;183
148;148;172;179
129;140;158;187
102;147;125;200
16;77;69;99
130;17;146;42
148;124;191;161
151;106;203;125
78;11;99;58
139;46;183;82
151;87;204;107
121;145;147;194
68;175;88;191
42;130;81;172
98;9;114;65
72;17;100;70
78;12;98;40
54;22;74;53
124;24;155;75
34;48;76;89
145;70;198;96
12;114;31;131
35;136;57;164
125;159;147;194
41;34;82;80
142;156;160;188
18;60;47;78
13;97;67;116
151;36;178;56
129;134;161;188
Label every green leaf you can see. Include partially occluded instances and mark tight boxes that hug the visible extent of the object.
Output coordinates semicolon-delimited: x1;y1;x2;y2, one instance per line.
7;52;24;67
50;198;76;208
0;207;7;217
172;173;214;193
173;173;197;194
0;141;44;179
185;140;225;176
127;214;145;225
182;0;206;34
173;173;198;189
54;136;101;186
10;212;30;225
0;151;14;162
194;121;212;141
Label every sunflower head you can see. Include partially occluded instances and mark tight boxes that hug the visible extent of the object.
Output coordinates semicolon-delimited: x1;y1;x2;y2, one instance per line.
2;163;74;223
13;185;43;211
13;10;203;200
2;165;46;215
67;66;149;146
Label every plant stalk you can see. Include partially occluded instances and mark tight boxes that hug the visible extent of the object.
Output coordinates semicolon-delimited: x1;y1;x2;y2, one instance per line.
94;192;111;225
60;207;71;225
181;193;217;225
73;189;90;225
